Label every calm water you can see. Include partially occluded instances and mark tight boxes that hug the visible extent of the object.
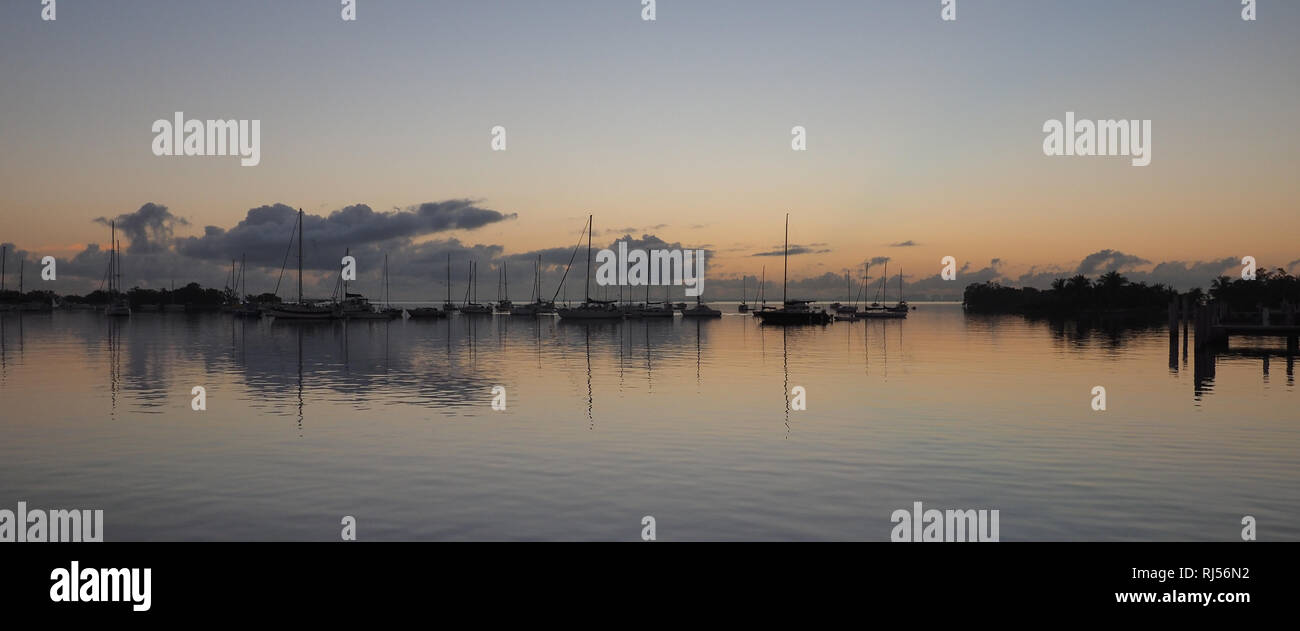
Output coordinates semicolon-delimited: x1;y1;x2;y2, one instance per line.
1;304;1296;541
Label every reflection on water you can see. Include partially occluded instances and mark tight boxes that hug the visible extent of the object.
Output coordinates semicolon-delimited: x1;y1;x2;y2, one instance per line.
0;305;1296;541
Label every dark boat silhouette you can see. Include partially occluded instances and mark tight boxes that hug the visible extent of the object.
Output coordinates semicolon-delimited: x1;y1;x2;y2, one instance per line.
754;214;831;325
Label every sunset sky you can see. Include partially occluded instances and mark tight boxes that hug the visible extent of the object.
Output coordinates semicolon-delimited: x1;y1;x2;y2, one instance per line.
1;0;1297;299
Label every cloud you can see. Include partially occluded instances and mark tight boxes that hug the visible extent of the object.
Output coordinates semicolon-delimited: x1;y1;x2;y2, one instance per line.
1075;249;1150;275
752;245;833;257
174;200;515;270
601;224;667;235
889;240;919;247
94;203;189;254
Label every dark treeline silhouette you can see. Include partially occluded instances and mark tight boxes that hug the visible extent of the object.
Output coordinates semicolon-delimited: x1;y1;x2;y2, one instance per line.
964;271;1182;316
964;268;1300;316
0;282;281;308
1207;268;1300;312
0;289;58;305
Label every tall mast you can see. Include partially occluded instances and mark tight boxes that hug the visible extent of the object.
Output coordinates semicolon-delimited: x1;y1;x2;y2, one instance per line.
585;214;592;304
110;220;116;295
446;252;451;303
18;256;23;295
1;245;6;292
342;247;349;297
782;213;788;304
297;209;303;304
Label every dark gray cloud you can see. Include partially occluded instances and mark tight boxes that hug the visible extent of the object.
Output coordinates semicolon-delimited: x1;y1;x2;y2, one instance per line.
601;224;667;235
94;203;189;255
752;244;833;257
1075;249;1150;275
890;240;919;247
174;200;515;269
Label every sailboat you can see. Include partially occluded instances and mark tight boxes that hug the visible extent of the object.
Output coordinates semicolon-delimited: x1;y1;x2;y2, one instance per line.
833;267;865;321
379;254;404;318
232;254;261;317
886;265;910;316
441;253;458;313
753;214;831;325
265;209;334;320
220;258;240;312
737;275;749;312
494;264;513;314
459;261;492;314
334;249;388;319
863;262;904;317
511;255;556;315
408;255;447;319
104;221;131;317
16;254;54;313
751;265;775;317
556;215;622;320
862;262;907;319
636;281;674;318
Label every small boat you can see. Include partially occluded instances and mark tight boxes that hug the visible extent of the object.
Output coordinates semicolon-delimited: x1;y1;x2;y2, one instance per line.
738;275;750;312
336;294;389;319
681;296;721;318
557;299;623;319
556;215;624;320
636;279;674;317
753;215;832;326
638;301;674;318
266;302;334;319
407;306;445;318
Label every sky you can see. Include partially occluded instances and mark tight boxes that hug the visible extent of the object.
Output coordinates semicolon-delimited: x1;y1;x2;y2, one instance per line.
1;0;1297;300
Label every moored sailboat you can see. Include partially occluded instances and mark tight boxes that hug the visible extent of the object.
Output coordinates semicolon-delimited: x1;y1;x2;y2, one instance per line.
265;209;334;320
459;261;493;315
753;214;831;325
556;215;622;320
103;221;130;317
